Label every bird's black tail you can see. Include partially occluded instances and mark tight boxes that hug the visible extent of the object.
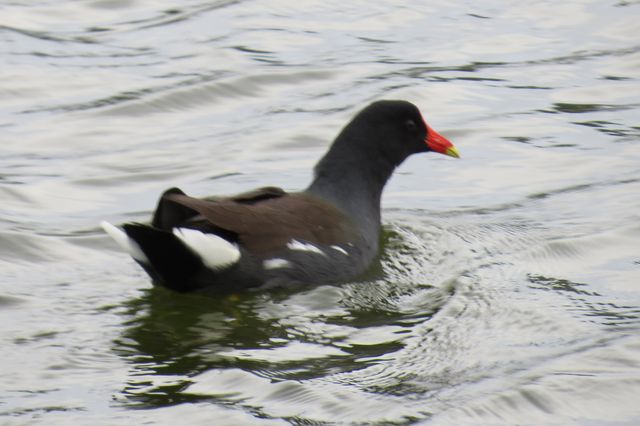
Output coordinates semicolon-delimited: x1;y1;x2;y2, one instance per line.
102;187;243;292
122;224;205;292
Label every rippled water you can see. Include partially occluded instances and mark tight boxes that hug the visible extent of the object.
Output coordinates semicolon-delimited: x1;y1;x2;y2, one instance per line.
1;1;639;425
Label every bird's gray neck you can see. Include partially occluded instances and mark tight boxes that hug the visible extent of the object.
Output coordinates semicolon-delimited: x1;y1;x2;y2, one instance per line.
305;147;398;250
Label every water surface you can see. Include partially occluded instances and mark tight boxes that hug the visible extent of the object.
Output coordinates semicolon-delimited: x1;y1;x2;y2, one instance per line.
1;1;639;425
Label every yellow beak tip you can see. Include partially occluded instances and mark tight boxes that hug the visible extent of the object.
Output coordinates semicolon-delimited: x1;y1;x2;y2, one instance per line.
445;147;461;159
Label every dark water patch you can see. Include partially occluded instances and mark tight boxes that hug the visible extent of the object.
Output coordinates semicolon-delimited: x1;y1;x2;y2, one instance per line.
602;75;634;81
502;136;533;144
576;119;621;128
522;45;640;66
0;294;25;307
528;183;594;200
529;274;640;328
2;405;86;417
437;202;525;217
426;75;506;83
205;172;243;181
506;84;553;90
15;49;153;60
528;274;598;296
467;13;491;19
527;177;640;201
229;40;288;65
122;0;244;32
86;26;112;33
574;120;640;139
357;36;397;44
0;24;91;44
388;61;509;79
552;102;634;114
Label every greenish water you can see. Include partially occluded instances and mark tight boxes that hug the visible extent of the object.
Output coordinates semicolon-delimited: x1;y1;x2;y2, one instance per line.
1;1;639;425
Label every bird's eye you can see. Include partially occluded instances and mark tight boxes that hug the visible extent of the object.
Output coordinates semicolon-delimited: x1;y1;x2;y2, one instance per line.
405;119;417;131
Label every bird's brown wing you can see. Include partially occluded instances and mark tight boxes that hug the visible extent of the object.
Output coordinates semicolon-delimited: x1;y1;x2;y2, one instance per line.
152;186;286;230
164;192;354;254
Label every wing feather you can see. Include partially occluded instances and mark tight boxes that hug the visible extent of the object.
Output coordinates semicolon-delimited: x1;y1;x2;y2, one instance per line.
164;192;354;253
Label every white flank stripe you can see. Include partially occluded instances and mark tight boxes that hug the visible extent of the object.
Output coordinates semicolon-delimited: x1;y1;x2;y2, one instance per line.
173;228;240;270
100;221;149;263
287;239;326;256
330;245;348;255
263;258;291;270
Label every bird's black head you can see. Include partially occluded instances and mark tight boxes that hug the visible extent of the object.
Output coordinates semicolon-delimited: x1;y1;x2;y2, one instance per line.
339;100;459;167
309;100;459;208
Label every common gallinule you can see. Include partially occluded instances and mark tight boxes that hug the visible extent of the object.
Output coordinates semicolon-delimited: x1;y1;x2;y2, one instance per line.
102;100;459;292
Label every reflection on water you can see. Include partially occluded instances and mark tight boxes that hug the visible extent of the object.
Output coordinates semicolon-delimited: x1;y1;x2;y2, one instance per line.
116;289;268;406
1;0;640;424
114;228;452;411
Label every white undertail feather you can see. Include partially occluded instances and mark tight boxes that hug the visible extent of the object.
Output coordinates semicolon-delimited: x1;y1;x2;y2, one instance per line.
100;221;149;264
173;228;240;270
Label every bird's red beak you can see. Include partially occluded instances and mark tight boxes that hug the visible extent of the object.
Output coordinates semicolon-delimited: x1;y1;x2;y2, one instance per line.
425;124;460;158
